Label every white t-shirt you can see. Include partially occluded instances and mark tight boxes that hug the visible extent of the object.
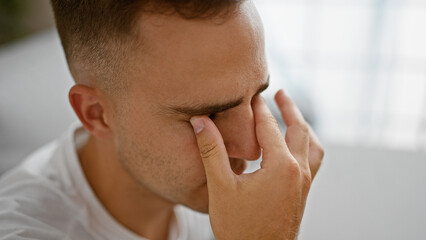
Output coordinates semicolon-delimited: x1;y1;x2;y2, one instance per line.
0;122;214;240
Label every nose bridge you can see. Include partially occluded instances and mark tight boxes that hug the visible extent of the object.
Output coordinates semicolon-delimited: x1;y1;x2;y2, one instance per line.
222;106;261;160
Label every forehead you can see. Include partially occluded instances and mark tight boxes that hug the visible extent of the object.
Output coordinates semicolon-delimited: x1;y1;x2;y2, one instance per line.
128;1;267;106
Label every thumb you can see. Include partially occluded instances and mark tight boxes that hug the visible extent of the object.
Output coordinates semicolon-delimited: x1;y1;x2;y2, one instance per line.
190;116;235;186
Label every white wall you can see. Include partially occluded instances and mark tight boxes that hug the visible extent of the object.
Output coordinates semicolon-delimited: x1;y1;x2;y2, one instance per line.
0;29;77;173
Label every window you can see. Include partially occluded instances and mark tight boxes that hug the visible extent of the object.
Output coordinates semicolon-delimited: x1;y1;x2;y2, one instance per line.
256;0;426;151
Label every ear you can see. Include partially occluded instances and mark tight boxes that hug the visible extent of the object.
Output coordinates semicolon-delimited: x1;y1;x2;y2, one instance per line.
69;84;113;139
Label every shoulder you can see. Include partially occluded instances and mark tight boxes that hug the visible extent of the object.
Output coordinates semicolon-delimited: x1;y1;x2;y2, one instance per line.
0;177;76;239
0;142;80;239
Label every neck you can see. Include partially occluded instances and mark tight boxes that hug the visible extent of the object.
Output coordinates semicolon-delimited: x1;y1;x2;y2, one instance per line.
78;134;175;240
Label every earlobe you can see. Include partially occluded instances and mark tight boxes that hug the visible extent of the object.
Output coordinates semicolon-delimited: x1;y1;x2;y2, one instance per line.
68;84;112;139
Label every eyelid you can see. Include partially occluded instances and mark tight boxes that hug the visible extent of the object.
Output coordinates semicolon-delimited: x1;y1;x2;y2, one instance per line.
202;91;265;118
208;113;217;120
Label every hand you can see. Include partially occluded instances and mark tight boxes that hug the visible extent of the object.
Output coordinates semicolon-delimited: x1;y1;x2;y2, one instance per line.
190;89;324;240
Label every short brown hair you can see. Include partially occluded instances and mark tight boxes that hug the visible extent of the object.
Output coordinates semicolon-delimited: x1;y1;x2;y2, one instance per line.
50;0;243;95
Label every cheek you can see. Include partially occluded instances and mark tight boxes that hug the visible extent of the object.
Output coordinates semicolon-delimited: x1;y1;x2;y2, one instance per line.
158;121;208;187
164;121;206;175
117;99;207;183
128;117;207;183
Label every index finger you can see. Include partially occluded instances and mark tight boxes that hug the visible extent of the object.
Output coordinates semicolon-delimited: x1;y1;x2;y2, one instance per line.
274;89;310;170
252;95;291;166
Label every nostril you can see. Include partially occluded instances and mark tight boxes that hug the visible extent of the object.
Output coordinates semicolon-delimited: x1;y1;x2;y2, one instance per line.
248;147;262;161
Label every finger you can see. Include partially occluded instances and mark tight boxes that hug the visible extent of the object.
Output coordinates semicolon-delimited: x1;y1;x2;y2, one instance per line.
274;89;310;170
252;95;290;166
190;116;235;186
307;125;324;179
274;89;306;128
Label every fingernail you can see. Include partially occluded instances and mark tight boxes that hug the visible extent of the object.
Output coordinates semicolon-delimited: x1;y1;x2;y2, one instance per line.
190;117;205;134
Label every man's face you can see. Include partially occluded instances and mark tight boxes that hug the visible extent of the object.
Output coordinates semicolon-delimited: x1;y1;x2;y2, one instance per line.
110;1;268;213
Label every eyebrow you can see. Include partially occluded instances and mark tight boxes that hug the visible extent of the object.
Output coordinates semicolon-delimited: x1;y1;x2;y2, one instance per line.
164;75;270;116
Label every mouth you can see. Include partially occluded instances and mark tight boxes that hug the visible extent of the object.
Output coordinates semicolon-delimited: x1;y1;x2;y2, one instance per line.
230;158;247;175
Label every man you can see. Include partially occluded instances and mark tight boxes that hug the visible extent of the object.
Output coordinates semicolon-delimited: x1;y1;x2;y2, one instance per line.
0;0;324;239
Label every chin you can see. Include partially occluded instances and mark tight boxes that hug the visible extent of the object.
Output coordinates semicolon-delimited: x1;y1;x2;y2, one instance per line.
188;204;209;214
180;183;210;214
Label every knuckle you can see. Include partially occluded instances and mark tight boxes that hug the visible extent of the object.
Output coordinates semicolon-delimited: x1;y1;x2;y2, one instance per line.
288;123;309;138
316;145;325;160
298;123;310;136
284;159;301;178
282;158;312;189
309;157;323;180
311;144;325;164
265;115;279;128
302;170;312;188
200;142;220;159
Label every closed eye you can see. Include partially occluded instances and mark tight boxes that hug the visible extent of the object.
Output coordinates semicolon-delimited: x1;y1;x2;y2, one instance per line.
161;75;270;119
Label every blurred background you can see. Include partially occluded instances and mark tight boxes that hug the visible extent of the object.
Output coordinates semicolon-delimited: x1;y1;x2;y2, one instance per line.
258;0;426;151
0;0;425;239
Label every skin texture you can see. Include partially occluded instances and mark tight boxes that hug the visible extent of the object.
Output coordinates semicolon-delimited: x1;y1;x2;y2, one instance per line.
69;1;324;239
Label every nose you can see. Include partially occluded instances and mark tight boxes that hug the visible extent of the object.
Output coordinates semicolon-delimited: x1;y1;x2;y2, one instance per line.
219;106;261;161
